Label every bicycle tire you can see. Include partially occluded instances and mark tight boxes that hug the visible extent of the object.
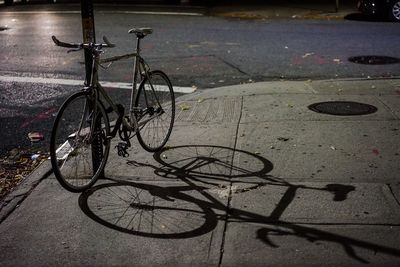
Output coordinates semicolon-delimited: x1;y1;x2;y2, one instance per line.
50;91;110;192
135;70;175;152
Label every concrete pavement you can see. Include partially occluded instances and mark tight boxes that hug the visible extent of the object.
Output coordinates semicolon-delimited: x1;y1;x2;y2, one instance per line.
1;77;400;266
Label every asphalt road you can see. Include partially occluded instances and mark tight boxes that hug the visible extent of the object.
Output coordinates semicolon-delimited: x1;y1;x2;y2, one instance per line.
1;3;400;156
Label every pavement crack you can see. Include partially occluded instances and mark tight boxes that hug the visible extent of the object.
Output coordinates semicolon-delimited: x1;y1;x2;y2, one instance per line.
214;55;249;76
387;183;400;208
375;96;400;120
218;96;243;267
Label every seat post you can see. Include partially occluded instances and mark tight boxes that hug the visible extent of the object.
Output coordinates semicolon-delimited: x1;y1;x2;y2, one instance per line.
135;36;141;56
130;36;141;117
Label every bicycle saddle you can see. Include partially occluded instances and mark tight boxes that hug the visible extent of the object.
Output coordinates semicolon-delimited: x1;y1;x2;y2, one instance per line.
128;28;153;38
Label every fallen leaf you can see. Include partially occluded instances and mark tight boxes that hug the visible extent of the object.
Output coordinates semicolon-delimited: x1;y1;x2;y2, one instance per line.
179;103;191;111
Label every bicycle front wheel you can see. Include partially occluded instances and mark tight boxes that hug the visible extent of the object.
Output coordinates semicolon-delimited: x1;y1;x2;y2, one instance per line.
135;70;175;152
50;91;110;192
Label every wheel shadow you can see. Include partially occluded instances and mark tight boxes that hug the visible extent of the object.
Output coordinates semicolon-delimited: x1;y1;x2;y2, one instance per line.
79;145;400;264
79;180;219;239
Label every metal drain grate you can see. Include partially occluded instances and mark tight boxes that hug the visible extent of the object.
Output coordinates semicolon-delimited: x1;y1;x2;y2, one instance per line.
348;56;400;65
308;101;378;116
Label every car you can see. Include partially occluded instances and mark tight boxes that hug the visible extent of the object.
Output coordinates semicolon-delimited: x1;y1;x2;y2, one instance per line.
357;0;400;21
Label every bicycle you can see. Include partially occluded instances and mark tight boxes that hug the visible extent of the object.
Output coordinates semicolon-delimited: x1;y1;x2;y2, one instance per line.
49;28;175;193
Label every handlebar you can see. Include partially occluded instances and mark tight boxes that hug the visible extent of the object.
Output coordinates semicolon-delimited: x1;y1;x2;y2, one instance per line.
51;35;115;51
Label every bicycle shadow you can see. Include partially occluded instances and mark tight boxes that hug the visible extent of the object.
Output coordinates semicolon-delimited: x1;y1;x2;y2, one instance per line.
79;180;219;239
78;145;400;264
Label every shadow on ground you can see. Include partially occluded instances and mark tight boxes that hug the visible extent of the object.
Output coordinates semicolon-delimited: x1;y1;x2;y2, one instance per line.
79;145;400;264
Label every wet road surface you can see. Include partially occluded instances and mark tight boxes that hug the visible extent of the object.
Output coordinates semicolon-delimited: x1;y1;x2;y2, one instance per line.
1;3;400;156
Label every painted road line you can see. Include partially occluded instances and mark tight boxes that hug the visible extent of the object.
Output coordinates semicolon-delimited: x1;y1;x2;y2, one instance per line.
0;75;195;94
0;11;203;16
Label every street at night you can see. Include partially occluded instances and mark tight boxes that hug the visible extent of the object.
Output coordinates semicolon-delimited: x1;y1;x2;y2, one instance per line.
1;2;400;155
1;1;400;266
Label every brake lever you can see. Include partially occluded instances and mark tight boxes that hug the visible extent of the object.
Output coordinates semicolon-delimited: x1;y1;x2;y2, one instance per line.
103;36;116;48
67;47;83;53
52;35;81;49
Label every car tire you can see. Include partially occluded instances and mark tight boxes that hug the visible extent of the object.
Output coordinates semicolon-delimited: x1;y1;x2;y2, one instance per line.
389;0;400;21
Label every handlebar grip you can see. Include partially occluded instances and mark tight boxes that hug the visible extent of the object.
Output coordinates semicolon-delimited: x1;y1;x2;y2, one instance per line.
52;36;82;49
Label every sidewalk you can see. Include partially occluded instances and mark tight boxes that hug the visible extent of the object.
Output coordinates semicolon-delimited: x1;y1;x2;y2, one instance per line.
1;78;400;266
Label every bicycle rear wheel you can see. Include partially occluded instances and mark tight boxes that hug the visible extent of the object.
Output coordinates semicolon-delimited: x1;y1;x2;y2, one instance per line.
50;91;110;192
135;70;175;152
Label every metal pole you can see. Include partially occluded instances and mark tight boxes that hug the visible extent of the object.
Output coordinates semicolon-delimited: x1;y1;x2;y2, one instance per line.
335;0;339;13
80;0;103;178
81;0;96;85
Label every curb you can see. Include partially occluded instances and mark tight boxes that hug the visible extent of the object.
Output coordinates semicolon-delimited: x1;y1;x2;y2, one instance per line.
210;11;355;20
0;160;52;223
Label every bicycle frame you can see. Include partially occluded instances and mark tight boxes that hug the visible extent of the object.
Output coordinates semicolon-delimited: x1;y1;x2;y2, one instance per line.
50;30;175;192
87;41;162;140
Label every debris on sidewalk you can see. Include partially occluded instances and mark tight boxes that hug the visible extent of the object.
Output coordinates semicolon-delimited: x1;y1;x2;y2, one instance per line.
0;148;48;200
372;149;380;156
178;103;191;111
208;185;234;199
28;132;44;142
302;52;314;58
277;137;290;142
286;103;294;108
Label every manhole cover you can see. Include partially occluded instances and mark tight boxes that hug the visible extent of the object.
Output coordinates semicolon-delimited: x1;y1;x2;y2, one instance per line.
348;56;400;65
308;101;377;116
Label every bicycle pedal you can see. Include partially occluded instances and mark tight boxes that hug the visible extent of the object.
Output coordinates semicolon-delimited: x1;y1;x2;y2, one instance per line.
116;142;129;157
